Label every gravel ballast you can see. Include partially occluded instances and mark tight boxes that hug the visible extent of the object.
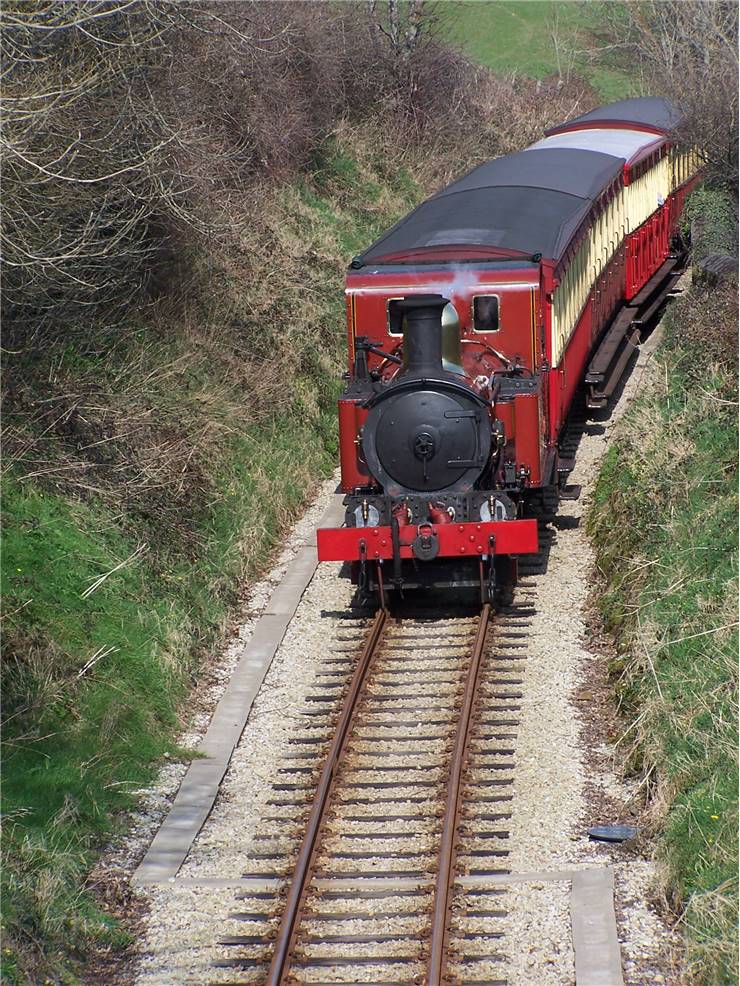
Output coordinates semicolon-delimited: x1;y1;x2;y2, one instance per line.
120;327;681;985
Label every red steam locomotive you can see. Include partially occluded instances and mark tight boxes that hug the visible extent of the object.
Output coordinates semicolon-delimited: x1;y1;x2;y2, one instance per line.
317;98;701;605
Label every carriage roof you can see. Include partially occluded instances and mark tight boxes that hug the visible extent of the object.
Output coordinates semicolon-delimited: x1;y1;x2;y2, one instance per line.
357;98;678;268
544;97;680;135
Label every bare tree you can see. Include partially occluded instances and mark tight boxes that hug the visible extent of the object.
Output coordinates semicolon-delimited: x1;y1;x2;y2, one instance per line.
367;0;431;62
0;2;186;333
603;1;738;201
0;0;594;343
0;0;442;336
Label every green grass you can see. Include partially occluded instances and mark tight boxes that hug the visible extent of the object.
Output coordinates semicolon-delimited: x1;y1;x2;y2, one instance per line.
589;274;738;984
1;412;338;982
442;0;634;101
0;125;428;983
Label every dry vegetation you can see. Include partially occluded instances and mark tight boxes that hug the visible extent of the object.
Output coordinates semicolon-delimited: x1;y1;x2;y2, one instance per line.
2;0;592;332
2;1;176;327
601;0;739;201
1;3;592;981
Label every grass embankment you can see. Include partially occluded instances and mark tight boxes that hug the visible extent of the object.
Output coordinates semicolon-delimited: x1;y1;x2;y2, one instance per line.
589;202;738;983
0;133;421;984
443;0;632;101
2;3;601;975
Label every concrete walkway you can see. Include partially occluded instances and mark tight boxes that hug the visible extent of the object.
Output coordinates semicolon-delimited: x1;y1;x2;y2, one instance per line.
132;495;345;885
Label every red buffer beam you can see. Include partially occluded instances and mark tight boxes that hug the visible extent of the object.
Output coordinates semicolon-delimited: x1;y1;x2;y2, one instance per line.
317;519;538;562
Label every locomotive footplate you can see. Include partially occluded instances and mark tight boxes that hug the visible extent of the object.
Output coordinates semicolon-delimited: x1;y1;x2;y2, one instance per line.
317;518;538;563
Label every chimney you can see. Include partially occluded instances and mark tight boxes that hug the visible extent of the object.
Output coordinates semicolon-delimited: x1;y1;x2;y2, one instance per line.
397;294;450;376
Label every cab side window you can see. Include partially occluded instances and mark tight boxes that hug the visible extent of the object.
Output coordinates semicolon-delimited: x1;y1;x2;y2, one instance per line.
472;295;500;332
387;299;404;335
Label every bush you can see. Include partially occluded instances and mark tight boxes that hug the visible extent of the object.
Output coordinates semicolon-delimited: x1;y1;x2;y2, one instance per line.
1;1;594;339
599;1;739;201
1;1;175;327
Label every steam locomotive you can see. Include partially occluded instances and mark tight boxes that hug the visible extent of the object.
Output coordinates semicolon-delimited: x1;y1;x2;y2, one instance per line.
316;98;701;606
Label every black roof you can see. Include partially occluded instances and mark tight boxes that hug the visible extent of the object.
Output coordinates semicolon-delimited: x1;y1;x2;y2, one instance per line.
433;148;624;200
360;149;624;264
546;97;680;135
357;98;677;267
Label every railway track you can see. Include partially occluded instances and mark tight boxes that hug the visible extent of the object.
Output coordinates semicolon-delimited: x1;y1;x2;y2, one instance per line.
215;585;537;985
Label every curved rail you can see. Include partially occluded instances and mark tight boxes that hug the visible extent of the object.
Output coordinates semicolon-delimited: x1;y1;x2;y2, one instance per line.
265;606;388;985
427;601;492;985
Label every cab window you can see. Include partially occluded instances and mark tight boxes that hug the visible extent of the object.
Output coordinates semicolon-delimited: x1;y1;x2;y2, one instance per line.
387;298;404;336
472;295;500;332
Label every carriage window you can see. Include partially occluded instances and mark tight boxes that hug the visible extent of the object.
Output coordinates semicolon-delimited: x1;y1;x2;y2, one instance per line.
387;298;404;336
472;294;500;332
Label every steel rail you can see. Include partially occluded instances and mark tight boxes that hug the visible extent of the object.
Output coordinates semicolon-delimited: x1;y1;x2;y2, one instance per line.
427;602;492;986
265;606;388;985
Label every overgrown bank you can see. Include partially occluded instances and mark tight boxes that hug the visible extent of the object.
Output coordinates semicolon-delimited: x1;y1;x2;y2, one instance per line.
0;132;440;985
0;4;589;979
589;221;738;982
5;2;736;982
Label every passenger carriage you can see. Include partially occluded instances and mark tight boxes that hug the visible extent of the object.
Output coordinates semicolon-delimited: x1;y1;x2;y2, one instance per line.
317;98;702;605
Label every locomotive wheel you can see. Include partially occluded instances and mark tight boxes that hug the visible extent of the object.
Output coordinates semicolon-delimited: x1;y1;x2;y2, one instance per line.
492;556;515;609
495;583;515;609
538;484;560;517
